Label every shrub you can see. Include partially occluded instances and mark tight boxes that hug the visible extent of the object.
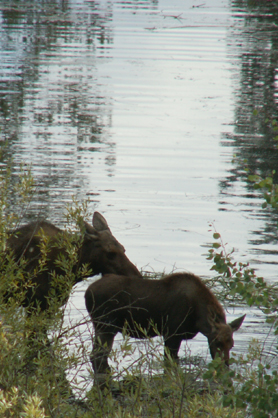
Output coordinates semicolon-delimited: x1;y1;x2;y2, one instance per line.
205;227;278;417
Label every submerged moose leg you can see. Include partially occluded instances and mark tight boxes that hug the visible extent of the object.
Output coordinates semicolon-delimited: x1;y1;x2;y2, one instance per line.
91;331;115;376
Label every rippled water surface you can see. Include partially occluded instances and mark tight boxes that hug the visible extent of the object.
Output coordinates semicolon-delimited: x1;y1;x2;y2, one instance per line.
1;0;278;392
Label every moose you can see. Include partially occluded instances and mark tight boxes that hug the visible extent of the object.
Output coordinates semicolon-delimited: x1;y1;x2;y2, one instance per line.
85;272;245;376
3;212;142;312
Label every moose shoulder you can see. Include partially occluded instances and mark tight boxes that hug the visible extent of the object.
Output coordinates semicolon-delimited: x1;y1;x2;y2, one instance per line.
85;272;245;375
4;212;141;312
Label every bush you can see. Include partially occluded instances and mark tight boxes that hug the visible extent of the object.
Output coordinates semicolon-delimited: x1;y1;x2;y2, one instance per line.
205;226;278;417
0;154;91;416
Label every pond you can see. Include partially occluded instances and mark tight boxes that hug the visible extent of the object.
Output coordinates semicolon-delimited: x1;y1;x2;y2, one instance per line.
1;0;278;394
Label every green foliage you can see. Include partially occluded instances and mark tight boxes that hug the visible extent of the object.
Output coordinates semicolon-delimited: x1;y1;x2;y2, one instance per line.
0;387;47;418
0;148;35;235
246;115;278;210
248;171;278;210
207;226;278;317
206;228;278;417
204;339;278;417
0;153;91;416
85;365;245;418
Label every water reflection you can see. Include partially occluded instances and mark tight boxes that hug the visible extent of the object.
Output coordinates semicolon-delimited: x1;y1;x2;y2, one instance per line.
1;0;278;266
222;1;278;254
0;0;117;216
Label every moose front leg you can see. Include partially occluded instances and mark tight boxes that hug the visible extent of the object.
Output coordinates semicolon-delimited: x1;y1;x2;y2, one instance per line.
164;337;182;366
91;331;115;376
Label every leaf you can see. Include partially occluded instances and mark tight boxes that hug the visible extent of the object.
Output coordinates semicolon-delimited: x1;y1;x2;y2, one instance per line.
248;174;261;183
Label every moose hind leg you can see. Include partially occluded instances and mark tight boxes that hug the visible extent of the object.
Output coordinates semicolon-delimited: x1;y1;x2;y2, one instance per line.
91;331;115;375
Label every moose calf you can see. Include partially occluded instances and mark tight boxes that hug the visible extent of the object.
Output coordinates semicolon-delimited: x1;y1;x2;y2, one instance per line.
85;272;245;376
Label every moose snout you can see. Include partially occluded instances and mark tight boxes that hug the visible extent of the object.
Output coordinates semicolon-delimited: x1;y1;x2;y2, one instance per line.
209;342;231;367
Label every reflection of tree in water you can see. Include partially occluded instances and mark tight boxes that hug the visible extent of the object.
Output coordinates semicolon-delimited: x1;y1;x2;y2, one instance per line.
0;0;116;216
0;0;114;135
222;1;278;247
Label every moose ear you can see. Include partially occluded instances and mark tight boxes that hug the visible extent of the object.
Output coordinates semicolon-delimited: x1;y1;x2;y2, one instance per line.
229;314;246;332
93;212;111;232
81;221;98;238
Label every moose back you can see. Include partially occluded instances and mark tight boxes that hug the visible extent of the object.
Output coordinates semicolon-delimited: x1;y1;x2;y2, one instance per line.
4;212;141;311
85;272;245;374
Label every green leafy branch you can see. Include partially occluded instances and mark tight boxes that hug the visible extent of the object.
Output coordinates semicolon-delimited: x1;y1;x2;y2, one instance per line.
248;171;278;210
207;228;278;322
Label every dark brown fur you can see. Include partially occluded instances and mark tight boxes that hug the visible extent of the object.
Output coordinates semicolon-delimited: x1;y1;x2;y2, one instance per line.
85;272;245;374
4;212;141;311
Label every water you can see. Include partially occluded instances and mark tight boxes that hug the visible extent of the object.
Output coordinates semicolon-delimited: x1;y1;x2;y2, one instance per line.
1;0;277;394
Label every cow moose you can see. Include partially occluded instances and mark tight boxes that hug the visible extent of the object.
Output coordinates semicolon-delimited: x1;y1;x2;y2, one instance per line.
3;212;142;312
85;272;245;377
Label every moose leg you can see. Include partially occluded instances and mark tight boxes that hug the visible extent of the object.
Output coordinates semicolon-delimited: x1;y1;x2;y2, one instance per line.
164;337;182;365
91;331;115;375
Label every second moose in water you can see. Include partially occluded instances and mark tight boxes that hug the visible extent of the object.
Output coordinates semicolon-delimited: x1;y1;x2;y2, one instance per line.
85;272;245;377
4;212;141;312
